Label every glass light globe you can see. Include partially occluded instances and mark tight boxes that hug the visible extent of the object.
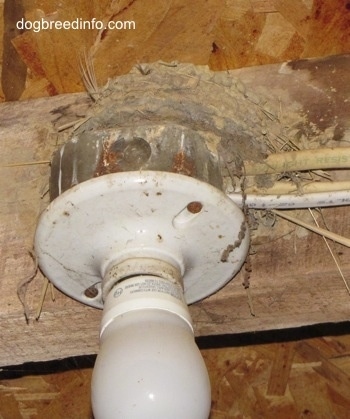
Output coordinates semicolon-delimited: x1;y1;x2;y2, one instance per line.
91;276;211;419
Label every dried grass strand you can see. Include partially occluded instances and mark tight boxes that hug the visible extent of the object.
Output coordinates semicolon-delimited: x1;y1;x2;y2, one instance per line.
308;209;350;296
17;250;38;323
79;49;99;98
3;161;50;167
272;210;350;248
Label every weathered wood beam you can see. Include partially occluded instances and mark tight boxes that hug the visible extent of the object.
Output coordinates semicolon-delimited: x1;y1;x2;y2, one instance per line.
1;54;350;366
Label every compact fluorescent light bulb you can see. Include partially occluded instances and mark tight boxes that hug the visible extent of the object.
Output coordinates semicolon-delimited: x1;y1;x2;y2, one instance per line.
91;274;211;419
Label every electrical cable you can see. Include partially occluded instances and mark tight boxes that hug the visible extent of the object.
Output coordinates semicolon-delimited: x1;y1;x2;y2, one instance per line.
227;147;350;209
228;190;350;209
245;180;350;195
244;147;350;175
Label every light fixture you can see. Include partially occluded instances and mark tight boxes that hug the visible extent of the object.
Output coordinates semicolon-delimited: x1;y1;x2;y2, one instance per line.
34;124;250;418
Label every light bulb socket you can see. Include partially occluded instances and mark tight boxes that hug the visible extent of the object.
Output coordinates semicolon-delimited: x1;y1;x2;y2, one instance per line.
102;257;182;301
101;274;194;337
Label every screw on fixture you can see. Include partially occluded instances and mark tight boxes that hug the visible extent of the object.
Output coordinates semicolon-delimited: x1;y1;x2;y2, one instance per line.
187;201;203;214
84;284;99;299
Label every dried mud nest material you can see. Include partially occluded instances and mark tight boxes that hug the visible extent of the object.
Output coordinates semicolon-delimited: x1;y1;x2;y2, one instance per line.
57;61;320;196
71;62;282;163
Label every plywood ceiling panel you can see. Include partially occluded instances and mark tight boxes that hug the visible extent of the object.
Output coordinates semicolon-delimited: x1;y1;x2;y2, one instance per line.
0;0;349;100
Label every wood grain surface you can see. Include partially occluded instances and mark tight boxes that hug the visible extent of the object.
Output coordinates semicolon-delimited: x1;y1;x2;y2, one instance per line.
1;55;350;366
1;332;350;418
1;1;350;417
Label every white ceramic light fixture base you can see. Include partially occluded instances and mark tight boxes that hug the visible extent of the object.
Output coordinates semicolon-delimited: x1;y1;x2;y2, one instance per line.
35;171;249;307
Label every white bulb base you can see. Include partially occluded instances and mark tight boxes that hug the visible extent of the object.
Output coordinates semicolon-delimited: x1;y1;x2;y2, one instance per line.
91;273;211;419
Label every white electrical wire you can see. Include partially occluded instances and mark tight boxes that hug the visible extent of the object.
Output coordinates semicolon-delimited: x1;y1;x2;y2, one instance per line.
226;146;350;209
228;190;350;209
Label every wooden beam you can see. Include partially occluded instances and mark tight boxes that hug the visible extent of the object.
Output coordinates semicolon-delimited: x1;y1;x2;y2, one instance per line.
1;55;350;366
